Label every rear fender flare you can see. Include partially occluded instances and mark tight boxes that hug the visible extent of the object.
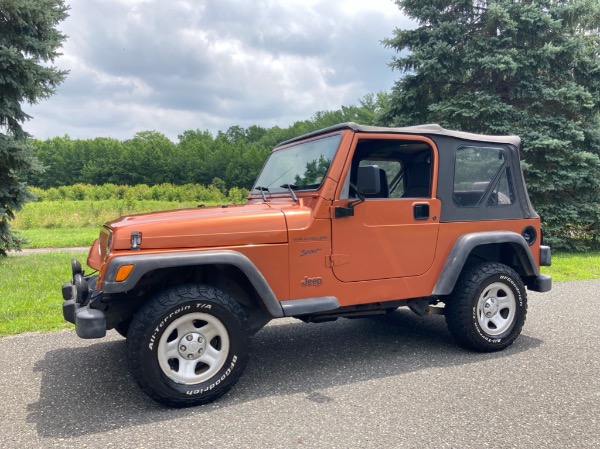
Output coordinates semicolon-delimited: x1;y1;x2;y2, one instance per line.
433;231;539;296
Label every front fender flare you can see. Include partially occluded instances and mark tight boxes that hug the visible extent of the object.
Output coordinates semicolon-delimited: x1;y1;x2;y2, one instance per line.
432;231;539;296
102;250;284;318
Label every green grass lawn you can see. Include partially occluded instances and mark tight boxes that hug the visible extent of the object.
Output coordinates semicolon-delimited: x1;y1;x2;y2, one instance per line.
0;252;87;336
18;227;99;248
541;252;600;282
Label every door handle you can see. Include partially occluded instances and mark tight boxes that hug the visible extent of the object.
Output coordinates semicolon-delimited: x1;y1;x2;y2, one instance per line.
413;203;430;220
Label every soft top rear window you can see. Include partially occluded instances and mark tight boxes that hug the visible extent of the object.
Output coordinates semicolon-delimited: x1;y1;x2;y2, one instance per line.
453;146;506;207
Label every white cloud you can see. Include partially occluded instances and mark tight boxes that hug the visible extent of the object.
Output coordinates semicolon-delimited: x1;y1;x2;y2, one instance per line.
25;0;413;141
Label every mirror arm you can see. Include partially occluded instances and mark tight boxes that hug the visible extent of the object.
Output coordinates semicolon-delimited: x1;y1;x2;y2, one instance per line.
348;194;365;209
334;193;364;219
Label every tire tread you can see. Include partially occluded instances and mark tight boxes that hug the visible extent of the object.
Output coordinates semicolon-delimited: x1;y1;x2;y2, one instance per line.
445;262;527;352
126;284;249;407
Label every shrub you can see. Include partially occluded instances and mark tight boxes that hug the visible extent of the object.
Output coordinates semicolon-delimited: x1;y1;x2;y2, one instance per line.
24;183;247;204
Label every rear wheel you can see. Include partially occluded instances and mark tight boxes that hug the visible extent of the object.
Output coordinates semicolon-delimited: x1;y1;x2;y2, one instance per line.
126;284;250;407
445;262;527;352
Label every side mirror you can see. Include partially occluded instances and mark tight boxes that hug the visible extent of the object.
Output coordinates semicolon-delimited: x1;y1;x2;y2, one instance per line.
335;165;382;219
356;165;381;196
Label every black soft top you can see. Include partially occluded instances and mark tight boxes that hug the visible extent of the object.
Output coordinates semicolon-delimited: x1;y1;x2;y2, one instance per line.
275;122;521;148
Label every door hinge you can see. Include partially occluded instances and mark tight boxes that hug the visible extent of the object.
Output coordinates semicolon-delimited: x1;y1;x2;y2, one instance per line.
326;254;350;267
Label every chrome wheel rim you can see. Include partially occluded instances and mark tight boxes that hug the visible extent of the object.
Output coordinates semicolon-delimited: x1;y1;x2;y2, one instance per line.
476;282;516;336
157;312;230;385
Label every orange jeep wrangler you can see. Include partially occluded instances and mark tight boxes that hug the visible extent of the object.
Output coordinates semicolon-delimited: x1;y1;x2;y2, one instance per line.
62;123;552;407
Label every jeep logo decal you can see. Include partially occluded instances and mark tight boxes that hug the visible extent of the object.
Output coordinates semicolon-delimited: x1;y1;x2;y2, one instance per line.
301;276;322;287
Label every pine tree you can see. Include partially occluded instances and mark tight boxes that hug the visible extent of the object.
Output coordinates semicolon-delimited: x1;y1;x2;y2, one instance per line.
0;0;69;255
384;0;600;250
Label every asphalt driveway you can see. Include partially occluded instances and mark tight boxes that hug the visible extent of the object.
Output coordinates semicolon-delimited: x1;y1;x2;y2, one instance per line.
1;280;599;448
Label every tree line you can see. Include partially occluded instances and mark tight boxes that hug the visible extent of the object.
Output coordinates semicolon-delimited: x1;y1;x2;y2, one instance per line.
25;97;387;191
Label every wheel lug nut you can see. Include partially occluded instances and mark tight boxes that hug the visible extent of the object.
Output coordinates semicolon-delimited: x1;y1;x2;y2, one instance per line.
198;336;204;343
198;348;204;355
187;354;193;359
186;335;193;341
180;345;186;351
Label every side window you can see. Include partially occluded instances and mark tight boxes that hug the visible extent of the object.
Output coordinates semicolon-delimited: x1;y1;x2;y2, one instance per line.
453;146;505;207
487;167;515;206
358;159;403;198
345;139;432;200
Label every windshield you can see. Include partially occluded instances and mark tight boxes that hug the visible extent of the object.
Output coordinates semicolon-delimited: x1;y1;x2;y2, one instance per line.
253;134;342;194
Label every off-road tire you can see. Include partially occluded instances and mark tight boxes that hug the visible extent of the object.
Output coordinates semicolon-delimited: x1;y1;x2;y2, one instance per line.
126;284;250;407
445;262;527;352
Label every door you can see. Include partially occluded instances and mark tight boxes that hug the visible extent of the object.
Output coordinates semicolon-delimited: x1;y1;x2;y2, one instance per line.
330;135;441;282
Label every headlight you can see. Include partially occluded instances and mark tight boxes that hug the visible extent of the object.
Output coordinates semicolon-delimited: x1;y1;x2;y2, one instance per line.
99;228;113;260
106;232;112;254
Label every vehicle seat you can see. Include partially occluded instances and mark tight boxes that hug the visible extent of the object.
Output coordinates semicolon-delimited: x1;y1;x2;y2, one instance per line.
362;167;389;199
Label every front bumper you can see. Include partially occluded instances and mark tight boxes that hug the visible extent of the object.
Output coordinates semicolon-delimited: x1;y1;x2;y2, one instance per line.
62;259;107;339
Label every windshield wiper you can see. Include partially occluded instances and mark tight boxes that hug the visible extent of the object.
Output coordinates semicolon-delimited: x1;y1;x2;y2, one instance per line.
254;186;269;202
280;184;298;202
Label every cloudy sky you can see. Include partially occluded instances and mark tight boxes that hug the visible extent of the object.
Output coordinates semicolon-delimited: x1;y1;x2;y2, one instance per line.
26;0;413;141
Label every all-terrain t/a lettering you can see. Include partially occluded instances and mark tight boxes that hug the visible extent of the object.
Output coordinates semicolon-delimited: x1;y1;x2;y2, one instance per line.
148;305;192;351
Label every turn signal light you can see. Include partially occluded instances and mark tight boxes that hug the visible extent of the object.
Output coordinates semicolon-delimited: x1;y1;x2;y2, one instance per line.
115;264;135;282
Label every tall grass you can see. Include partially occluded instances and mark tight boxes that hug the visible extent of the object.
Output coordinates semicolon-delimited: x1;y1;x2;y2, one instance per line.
13;184;249;247
29;183;249;203
14;200;202;229
17;183;249;230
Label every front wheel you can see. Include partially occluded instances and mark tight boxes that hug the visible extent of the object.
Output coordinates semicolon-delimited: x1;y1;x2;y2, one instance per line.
445;262;527;352
126;284;250;407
